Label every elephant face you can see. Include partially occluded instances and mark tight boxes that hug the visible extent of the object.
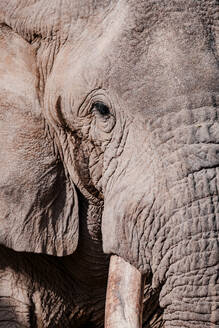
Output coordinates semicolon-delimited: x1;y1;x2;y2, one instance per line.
42;3;219;324
0;0;219;326
0;26;78;255
44;1;219;271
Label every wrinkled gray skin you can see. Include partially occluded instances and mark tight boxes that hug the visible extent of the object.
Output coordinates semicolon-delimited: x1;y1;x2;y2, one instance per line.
0;0;218;327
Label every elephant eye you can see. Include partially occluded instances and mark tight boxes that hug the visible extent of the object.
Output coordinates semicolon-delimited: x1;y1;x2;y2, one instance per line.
91;101;110;116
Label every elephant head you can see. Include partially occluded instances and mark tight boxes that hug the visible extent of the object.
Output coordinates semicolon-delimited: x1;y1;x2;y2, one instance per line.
1;0;219;327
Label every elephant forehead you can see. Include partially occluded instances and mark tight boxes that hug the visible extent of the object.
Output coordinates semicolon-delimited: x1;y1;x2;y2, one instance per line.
47;1;128;95
106;11;219;113
48;1;218;119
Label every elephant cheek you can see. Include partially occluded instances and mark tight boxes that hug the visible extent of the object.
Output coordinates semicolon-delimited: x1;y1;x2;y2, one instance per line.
101;185;154;273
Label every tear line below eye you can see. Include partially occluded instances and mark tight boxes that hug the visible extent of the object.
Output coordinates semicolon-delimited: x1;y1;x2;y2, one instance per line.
55;96;66;126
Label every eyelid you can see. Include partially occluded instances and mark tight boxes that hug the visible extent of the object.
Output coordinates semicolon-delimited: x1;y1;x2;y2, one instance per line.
78;89;113;117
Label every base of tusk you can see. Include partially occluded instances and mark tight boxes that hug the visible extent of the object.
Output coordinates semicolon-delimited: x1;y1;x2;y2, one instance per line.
105;255;145;328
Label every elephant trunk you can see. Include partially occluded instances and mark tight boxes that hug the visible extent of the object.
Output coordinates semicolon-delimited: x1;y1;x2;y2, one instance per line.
159;244;219;327
160;262;219;328
103;166;219;327
152;169;219;327
102;95;219;326
105;255;145;328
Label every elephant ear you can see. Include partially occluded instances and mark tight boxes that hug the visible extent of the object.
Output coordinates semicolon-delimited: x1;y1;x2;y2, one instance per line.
0;25;78;256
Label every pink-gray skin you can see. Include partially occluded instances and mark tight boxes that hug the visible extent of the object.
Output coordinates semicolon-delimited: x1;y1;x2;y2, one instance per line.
0;0;218;327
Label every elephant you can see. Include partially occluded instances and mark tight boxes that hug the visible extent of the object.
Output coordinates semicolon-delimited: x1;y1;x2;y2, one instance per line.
0;0;218;327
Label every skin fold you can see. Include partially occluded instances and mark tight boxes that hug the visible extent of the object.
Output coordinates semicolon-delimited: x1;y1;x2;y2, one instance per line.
0;0;218;327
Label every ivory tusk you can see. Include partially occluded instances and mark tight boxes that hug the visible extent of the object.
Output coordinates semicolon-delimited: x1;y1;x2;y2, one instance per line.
105;255;145;328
